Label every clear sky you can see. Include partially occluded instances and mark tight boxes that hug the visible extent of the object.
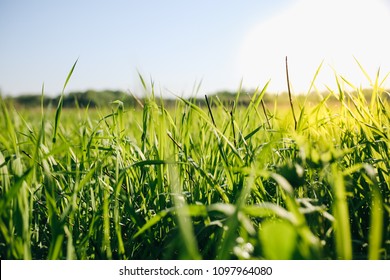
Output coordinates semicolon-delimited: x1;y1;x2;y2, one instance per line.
1;0;390;97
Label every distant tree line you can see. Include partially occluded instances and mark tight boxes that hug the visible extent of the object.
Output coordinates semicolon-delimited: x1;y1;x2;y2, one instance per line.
2;88;388;109
2;89;277;108
3;90;140;109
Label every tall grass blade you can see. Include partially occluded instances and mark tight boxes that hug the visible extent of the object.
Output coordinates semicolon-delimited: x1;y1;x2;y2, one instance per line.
368;185;384;260
169;164;201;259
285;56;297;130
365;165;384;260
354;56;373;86
330;164;352;260
52;59;78;143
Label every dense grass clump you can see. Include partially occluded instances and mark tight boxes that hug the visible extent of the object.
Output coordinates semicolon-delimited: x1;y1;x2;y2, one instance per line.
0;67;389;259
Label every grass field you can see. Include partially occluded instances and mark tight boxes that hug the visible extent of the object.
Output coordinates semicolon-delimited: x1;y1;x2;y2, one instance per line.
0;64;389;259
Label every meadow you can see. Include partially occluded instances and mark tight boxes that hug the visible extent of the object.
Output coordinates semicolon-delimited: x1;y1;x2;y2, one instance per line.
0;63;389;260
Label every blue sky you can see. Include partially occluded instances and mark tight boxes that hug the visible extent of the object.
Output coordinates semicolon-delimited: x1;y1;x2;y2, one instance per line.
1;0;390;97
0;0;291;97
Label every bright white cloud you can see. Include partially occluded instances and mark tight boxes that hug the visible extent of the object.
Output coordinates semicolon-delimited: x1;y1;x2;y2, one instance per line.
237;0;390;93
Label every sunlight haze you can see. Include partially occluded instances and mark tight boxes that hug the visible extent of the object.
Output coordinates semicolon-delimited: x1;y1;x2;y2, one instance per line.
238;0;390;94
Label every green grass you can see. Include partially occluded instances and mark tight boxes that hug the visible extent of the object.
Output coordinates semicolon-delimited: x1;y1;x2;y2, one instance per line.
0;64;389;260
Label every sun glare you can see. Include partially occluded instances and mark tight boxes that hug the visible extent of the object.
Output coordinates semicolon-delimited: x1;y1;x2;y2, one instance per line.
238;0;390;94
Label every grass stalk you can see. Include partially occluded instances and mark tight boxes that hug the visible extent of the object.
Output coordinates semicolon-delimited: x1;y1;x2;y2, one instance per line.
285;56;298;130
